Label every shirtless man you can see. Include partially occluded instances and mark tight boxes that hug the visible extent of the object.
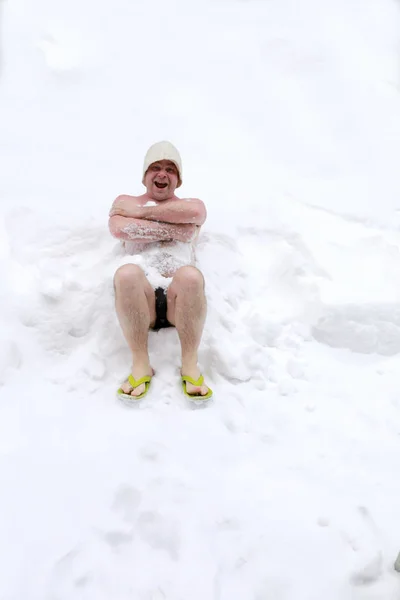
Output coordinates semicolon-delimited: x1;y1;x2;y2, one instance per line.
109;141;212;402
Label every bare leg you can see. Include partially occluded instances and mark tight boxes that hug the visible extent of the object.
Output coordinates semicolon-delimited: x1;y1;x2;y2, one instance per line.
167;266;209;396
114;264;156;396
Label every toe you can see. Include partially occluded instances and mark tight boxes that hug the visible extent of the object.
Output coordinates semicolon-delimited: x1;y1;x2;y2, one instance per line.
121;381;133;394
130;383;145;397
185;382;210;396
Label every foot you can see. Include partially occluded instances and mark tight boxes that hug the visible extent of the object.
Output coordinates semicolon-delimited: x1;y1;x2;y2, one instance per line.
120;365;154;397
181;367;210;397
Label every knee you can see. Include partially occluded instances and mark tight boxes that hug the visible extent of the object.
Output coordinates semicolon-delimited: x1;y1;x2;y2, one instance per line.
172;266;204;291
114;264;145;290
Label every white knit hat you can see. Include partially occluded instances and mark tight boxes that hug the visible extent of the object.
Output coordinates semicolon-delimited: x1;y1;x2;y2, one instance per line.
142;141;183;187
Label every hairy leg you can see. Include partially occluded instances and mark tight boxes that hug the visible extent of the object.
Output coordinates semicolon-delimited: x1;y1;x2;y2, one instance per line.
167;266;209;396
114;264;156;396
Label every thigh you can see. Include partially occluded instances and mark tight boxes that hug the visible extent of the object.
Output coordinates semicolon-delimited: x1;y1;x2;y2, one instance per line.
145;282;157;329
166;266;205;326
165;285;175;327
114;264;157;327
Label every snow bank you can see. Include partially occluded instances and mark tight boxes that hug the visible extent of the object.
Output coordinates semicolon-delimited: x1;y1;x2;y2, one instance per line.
1;0;400;598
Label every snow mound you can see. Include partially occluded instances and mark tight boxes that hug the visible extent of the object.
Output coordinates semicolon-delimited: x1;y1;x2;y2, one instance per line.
313;304;400;355
2;0;400;598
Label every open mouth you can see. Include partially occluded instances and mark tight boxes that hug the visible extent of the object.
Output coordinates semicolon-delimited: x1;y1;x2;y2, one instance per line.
154;182;168;189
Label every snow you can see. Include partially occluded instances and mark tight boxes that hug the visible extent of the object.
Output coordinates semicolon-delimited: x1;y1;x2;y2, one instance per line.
1;0;400;598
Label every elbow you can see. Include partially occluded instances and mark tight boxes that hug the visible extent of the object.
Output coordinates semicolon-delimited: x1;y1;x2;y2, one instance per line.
109;215;124;239
195;208;207;226
109;215;141;241
191;200;207;227
192;200;207;226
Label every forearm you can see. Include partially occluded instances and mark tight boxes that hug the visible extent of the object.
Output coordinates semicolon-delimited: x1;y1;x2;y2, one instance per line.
110;197;206;226
141;200;203;225
109;215;197;243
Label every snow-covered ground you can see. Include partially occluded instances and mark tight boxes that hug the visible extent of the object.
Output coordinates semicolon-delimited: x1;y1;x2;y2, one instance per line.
1;0;400;598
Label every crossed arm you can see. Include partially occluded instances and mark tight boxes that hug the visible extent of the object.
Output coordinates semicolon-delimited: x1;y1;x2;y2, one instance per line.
108;195;206;243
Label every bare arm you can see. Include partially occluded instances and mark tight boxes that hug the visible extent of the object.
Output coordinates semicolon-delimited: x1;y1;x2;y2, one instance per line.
109;215;198;243
138;199;206;225
110;195;207;226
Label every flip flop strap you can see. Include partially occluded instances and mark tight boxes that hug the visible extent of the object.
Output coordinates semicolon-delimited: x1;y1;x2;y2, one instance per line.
181;374;204;387
128;374;151;388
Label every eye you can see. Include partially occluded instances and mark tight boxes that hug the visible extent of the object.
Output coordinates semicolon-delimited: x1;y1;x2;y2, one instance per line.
166;167;176;174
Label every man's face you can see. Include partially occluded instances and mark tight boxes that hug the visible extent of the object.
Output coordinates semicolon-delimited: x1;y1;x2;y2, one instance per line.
144;160;179;201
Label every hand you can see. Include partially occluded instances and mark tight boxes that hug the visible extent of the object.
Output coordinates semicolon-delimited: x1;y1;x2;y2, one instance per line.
109;197;143;218
109;205;128;217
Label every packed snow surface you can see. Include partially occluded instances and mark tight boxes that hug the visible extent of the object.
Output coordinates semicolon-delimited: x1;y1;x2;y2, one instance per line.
1;0;400;598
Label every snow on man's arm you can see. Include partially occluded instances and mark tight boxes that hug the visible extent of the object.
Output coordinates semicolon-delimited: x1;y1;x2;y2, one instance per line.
108;215;197;243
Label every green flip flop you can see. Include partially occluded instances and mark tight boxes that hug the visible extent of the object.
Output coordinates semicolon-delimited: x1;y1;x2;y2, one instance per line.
117;374;152;402
181;374;213;401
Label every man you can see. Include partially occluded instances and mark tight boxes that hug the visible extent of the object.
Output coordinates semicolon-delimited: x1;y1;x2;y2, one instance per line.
109;141;212;402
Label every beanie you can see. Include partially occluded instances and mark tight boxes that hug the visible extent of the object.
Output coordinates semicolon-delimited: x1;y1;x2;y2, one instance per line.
142;141;183;187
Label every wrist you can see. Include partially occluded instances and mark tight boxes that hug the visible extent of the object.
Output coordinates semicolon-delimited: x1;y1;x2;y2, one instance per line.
132;205;142;219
